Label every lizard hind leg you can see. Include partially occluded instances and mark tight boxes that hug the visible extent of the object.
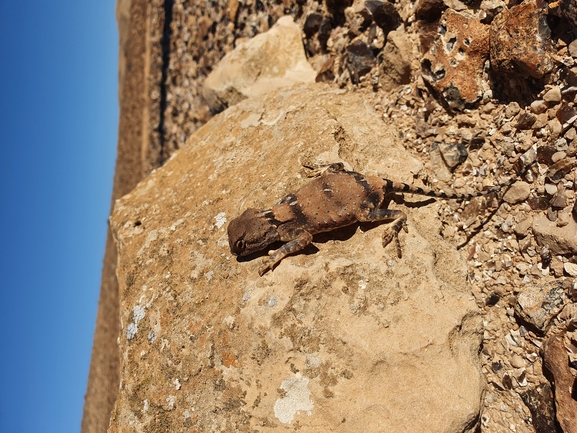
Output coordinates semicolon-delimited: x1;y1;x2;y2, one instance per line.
381;215;408;258
356;206;408;258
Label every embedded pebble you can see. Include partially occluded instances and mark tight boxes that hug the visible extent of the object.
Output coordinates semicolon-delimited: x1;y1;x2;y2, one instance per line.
551;151;566;163
514;217;533;237
569;39;577;57
514;281;568;332
503;181;531;204
564;262;577;277
510;354;525;368
543;86;562;103
529;100;547;114
544;184;557;195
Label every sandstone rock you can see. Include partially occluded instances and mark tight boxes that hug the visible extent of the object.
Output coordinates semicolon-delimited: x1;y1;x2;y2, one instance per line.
202;16;316;112
109;84;485;432
489;0;554;79
514;281;568;333
379;30;415;91
533;214;577;255
421;9;489;110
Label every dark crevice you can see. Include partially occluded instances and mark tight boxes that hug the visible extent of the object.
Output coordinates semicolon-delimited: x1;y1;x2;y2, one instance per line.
158;0;174;166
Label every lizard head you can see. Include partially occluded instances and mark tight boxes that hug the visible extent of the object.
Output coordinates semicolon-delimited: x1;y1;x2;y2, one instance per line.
227;208;280;257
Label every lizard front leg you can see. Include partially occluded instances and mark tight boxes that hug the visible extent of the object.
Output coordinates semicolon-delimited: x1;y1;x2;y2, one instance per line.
259;229;314;275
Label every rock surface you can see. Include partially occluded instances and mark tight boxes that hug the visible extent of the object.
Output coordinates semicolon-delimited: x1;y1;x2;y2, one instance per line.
109;84;485;432
202;16;316;112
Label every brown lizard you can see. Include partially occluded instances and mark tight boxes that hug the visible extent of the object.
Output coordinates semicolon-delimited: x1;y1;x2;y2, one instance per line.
228;162;522;275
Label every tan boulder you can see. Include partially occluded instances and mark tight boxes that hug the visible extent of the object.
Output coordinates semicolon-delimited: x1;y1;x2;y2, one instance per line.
202;15;316;112
109;83;484;432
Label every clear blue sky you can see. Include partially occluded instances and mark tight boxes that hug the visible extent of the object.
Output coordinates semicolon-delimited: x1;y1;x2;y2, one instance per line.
0;2;118;432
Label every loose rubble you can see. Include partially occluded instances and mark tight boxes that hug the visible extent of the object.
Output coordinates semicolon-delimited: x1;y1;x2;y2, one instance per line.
115;0;577;431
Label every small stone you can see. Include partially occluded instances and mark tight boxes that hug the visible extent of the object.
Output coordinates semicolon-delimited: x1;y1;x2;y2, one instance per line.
346;40;375;83
557;209;572;227
415;0;446;21
551;151;566;163
439;142;468;170
303;13;323;37
515;112;537;130
429;142;453;181
555;138;568;152
364;0;402;34
505;101;521;118
202;16;316;112
569;39;577;58
519;384;557;433
544;183;558;195
550;257;565;276
379;30;414;91
514;217;533;237
511;354;525;368
543;86;562;103
503;181;531;204
514;281;567;332
550;191;567;209
548;118;563;139
530;100;548;114
564;262;577;277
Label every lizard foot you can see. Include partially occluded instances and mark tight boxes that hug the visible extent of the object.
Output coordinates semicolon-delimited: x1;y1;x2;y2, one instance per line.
258;259;273;276
382;219;407;258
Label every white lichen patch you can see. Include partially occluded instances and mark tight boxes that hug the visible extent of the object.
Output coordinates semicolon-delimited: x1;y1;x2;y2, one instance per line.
273;373;314;424
133;305;146;323
126;323;138;340
214;212;227;228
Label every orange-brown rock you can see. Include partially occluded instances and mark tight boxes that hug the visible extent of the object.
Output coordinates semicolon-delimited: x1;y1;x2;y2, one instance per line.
421;9;489;110
489;0;554;79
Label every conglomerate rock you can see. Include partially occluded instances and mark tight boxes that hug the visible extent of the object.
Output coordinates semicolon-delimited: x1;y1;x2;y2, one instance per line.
109;83;485;432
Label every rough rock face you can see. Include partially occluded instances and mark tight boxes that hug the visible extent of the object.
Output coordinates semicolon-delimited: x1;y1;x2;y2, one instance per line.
421;9;489;110
489;0;554;79
202;16;316;113
109;84;485;432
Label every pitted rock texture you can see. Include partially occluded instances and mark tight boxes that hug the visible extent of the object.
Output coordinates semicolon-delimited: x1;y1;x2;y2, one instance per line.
421;9;489;110
109;83;485;432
